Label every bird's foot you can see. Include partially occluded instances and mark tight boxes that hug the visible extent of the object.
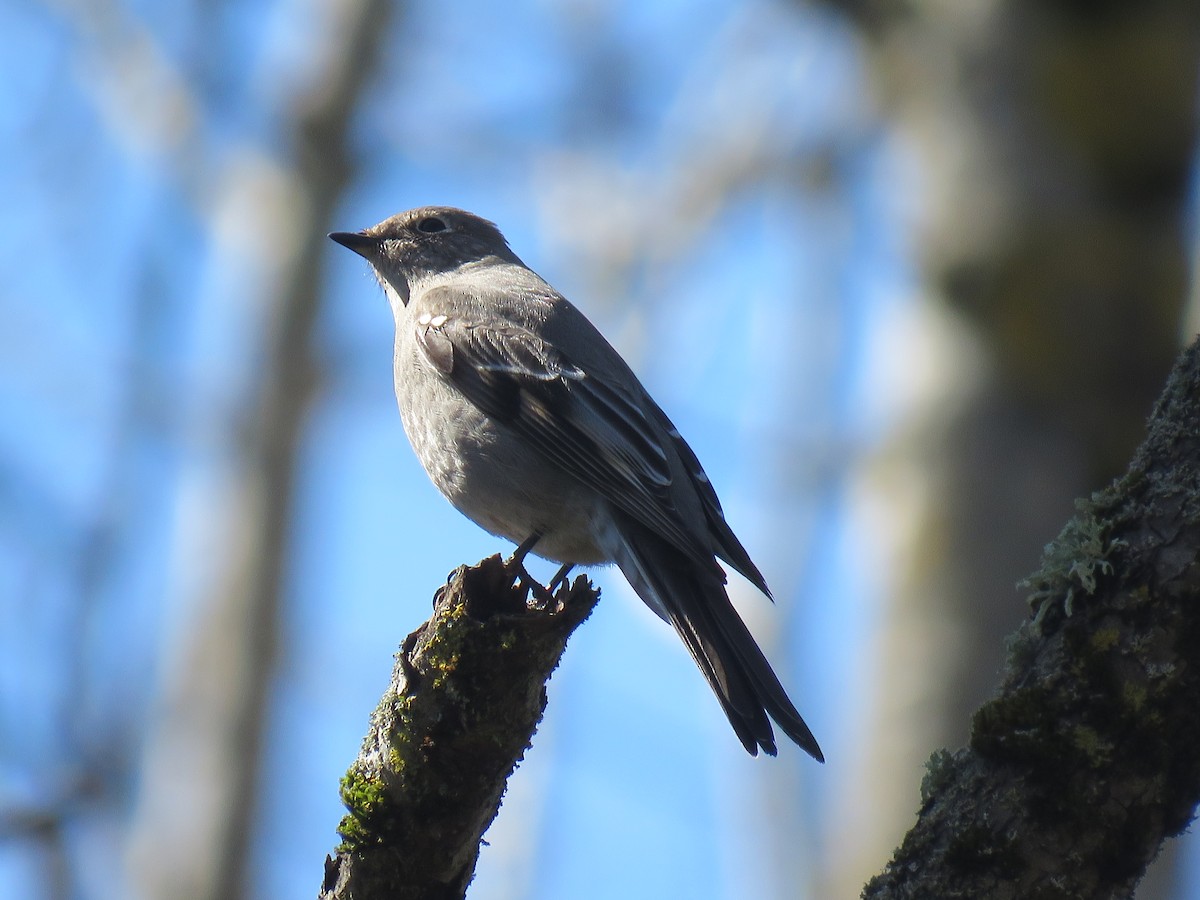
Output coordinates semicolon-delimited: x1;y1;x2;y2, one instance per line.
518;570;556;609
505;532;542;569
503;532;557;607
547;562;574;592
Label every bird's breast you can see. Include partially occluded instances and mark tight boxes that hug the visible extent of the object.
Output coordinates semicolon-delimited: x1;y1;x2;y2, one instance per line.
392;334;610;566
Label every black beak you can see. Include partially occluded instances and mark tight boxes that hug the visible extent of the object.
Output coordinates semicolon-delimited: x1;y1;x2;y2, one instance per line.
329;231;380;258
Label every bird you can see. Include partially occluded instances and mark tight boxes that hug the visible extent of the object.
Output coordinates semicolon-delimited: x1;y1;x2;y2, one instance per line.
329;207;823;761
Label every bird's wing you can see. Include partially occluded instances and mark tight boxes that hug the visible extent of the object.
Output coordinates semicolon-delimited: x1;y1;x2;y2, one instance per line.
650;403;772;598
412;305;722;573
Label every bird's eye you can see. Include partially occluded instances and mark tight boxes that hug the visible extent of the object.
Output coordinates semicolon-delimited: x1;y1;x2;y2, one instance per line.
417;216;448;234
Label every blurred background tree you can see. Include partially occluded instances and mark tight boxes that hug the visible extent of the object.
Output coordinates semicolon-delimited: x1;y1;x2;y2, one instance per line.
809;2;1200;896
1;1;1196;899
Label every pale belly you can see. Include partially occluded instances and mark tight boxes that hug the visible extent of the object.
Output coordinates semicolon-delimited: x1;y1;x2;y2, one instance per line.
395;354;611;565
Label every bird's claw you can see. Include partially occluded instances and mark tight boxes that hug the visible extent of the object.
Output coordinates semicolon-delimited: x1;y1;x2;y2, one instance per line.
502;532;558;608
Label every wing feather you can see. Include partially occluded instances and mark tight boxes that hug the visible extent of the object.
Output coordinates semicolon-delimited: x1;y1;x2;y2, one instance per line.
413;311;720;571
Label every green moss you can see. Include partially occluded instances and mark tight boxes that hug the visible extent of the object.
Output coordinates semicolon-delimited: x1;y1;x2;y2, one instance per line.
920;749;957;804
972;684;1058;762
1120;681;1148;713
1021;495;1126;624
1068;724;1111;765
337;767;392;850
1005;622;1042;670
1088;626;1120;653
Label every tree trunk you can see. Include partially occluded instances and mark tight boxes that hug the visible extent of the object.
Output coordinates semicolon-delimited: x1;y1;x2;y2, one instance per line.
804;3;1200;893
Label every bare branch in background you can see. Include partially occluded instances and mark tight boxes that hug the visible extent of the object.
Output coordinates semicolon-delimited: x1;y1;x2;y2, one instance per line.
118;0;398;898
8;1;231;894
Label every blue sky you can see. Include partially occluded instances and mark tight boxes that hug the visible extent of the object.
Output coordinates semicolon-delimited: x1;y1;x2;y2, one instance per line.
1;1;904;897
4;0;1192;898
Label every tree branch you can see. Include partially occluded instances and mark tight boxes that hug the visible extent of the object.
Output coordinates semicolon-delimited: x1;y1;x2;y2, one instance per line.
320;556;600;900
866;336;1200;898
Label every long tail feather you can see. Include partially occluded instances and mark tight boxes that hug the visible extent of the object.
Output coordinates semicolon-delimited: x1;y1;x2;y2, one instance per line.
605;512;823;761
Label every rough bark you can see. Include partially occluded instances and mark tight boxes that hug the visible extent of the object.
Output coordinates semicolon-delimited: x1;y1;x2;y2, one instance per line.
320;557;599;900
865;338;1200;898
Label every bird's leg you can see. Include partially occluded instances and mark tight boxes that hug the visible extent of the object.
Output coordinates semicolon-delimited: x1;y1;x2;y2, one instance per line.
507;531;542;568
548;563;575;592
505;532;556;605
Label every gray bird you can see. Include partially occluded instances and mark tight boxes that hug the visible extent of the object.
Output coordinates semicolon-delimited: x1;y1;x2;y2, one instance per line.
330;207;822;761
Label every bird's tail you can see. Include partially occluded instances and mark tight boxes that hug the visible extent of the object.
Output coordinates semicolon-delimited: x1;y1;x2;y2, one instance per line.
605;513;824;761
